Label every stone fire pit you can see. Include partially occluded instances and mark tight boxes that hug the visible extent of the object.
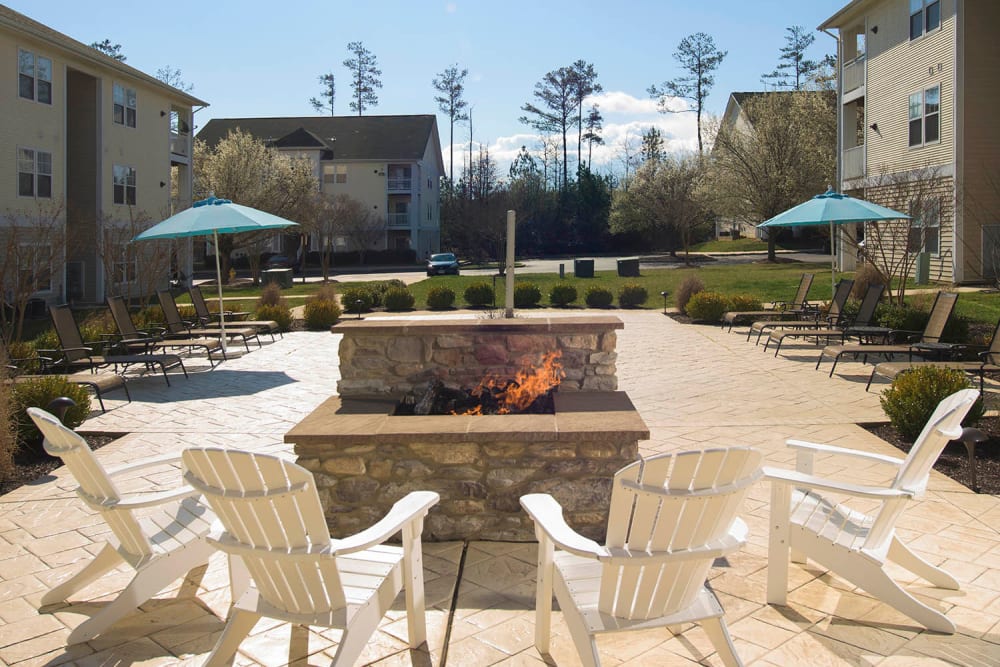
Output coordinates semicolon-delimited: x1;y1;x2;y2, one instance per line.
285;316;650;541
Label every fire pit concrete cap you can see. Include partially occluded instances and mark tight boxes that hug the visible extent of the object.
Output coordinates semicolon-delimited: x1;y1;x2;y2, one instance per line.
330;316;624;335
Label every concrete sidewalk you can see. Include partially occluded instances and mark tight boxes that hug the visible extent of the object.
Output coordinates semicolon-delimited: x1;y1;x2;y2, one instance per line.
1;312;997;665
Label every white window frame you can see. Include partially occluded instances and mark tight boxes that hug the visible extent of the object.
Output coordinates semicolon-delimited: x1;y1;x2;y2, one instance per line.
908;85;940;148
113;82;137;128
17;147;53;199
18;48;52;104
910;0;941;40
113;164;137;205
335;164;347;184
110;243;138;284
18;243;53;292
909;197;941;256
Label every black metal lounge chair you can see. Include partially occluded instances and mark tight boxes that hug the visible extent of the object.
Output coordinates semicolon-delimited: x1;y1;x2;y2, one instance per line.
3;347;130;413
766;283;885;356
156;290;260;352
866;317;1000;392
47;304;187;386
188;285;280;339
750;279;855;345
816;291;960;377
107;296;226;367
721;273;815;332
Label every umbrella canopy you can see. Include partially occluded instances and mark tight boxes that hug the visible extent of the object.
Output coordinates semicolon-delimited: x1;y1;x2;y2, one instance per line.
134;195;299;350
759;189;909;297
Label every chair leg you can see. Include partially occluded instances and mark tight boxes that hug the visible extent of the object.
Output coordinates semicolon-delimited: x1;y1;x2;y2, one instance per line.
402;518;428;648
332;589;391;666
554;583;600;667
203;608;260;667
853;559;956;633
534;534;555;655
888;538;959;590
767;483;791;606
40;543;122;606
701;616;743;667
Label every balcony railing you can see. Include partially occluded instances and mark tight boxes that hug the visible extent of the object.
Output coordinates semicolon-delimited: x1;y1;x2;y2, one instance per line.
387;177;412;191
843;145;865;181
169;132;190;157
387;212;410;228
843;56;865;95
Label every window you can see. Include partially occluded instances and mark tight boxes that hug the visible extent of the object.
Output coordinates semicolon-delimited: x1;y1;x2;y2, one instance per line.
18;49;52;104
17;148;52;198
909;198;940;255
113;83;137;127
910;0;941;40
113;165;136;205
908;85;940;147
110;244;138;283
335;165;347;183
427;203;433;221
18;244;53;292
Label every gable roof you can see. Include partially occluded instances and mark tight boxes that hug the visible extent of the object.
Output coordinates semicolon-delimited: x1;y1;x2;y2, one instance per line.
0;5;207;106
197;115;441;165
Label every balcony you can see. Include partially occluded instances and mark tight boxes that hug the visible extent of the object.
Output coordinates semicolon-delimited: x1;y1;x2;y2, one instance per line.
387;177;412;192
170;132;190;159
843;57;865;97
387;212;410;228
843;145;865;181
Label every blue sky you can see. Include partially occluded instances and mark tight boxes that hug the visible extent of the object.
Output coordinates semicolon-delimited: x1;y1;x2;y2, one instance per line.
9;0;848;175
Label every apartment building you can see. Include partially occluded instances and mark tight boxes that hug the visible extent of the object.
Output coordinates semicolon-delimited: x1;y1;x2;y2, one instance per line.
0;5;205;309
821;0;1000;283
197;115;444;259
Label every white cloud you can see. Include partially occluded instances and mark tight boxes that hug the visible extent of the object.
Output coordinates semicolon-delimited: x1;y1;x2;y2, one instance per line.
445;3;457;13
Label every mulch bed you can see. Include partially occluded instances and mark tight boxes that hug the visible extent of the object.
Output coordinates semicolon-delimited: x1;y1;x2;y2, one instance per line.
861;416;1000;494
0;434;116;497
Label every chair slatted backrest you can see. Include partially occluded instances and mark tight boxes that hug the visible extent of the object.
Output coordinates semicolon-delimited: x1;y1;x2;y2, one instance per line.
984;318;1000;365
28;408;152;560
826;279;855;324
920;291;959;343
599;448;761;620
106;296;146;340
182;448;347;614
50;305;90;365
790;273;814;307
156;290;189;334
852;283;885;326
861;389;979;552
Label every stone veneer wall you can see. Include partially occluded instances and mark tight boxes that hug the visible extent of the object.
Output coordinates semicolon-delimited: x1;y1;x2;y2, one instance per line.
335;316;622;398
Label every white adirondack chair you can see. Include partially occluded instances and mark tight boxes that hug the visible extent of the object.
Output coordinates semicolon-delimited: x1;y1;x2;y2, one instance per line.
181;448;439;666
765;388;979;633
521;447;762;667
27;407;216;644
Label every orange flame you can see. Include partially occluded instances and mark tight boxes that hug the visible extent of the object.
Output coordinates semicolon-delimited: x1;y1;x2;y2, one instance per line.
462;350;565;415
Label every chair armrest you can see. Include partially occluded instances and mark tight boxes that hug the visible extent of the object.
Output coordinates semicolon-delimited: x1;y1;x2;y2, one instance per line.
332;491;439;555
520;493;605;559
79;485;200;510
105;453;183;477
786;439;905;467
763;467;913;500
888;329;921;343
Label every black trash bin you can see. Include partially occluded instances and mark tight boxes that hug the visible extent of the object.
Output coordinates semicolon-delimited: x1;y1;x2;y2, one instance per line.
617;257;640;277
573;258;594;278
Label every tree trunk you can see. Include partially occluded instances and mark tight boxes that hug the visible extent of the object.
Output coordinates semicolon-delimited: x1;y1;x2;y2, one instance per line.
767;232;777;262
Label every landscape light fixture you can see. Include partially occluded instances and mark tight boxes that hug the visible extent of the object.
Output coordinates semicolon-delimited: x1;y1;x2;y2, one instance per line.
660;291;669;315
355;300;364;320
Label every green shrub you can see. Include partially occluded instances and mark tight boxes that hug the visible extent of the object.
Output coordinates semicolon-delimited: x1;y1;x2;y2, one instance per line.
5;341;40;373
12;377;91;446
133;306;165;328
685;291;729;323
0;350;15;478
383;287;416;311
256;304;292;332
726;294;763;312
585;286;614;308
875;302;970;344
79;311;116;343
617;283;648;308
513;282;542;308
367;279;407;308
32;329;59;353
880;367;983;441
676;275;705;315
303;285;342;330
426;286;456;310
549;283;578;307
464;282;494;307
340;286;374;313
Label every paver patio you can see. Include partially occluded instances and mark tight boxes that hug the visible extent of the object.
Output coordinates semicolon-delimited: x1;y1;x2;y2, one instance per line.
1;311;998;665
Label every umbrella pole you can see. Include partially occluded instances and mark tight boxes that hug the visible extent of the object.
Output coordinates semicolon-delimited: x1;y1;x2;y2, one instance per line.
213;229;227;352
830;220;836;300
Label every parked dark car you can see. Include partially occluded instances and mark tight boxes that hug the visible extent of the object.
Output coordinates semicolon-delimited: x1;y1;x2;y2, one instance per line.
427;252;460;276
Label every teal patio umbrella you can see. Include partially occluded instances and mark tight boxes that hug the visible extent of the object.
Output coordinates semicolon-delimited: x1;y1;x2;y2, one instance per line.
134;195;299;349
759;189;910;297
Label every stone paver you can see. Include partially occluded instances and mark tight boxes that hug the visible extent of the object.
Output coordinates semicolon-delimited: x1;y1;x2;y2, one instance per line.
1;312;998;665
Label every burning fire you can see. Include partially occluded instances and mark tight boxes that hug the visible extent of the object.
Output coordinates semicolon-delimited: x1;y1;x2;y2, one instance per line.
460;350;565;415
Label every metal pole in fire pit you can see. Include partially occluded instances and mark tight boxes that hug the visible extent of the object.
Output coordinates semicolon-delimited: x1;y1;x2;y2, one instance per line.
505;210;516;318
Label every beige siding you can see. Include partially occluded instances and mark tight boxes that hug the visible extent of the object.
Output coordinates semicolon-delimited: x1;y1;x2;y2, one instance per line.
865;0;956;175
958;0;1000;281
